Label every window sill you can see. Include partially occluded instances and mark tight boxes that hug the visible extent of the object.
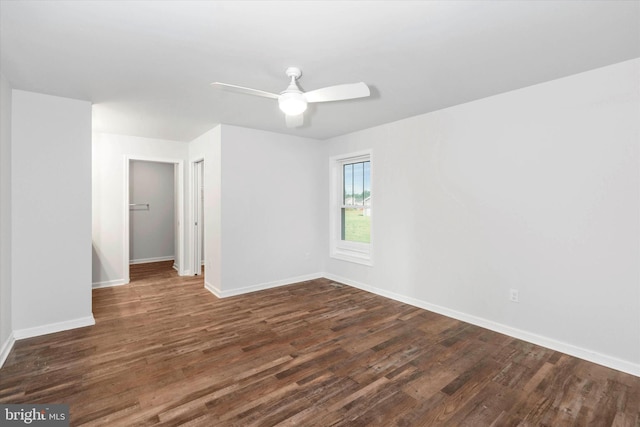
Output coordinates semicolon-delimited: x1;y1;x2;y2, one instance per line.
330;249;373;267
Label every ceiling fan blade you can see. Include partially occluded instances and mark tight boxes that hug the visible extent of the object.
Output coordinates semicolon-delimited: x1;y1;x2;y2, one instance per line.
304;82;370;103
285;114;304;128
210;82;279;99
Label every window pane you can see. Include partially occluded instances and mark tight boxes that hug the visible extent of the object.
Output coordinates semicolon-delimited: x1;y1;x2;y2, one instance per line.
343;164;353;204
363;161;370;206
341;160;371;243
341;207;371;243
352;162;363;205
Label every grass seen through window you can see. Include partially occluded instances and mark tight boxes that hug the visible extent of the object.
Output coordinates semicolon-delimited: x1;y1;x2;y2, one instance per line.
343;208;370;243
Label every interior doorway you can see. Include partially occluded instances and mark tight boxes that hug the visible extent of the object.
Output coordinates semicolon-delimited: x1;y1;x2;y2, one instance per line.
192;160;204;275
124;156;184;284
129;160;175;266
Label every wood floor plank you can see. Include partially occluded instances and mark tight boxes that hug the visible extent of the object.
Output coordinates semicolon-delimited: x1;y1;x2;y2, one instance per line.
1;261;638;426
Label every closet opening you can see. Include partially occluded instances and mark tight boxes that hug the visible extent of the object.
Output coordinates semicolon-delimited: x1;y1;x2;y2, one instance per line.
124;156;185;283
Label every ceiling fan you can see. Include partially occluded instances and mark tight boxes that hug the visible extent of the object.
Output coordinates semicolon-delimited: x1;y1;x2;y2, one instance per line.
211;67;370;128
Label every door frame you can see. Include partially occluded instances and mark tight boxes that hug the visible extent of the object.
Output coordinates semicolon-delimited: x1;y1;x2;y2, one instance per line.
124;155;185;283
192;159;204;275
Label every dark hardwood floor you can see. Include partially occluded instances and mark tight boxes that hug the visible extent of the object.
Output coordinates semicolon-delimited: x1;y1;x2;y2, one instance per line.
1;261;638;426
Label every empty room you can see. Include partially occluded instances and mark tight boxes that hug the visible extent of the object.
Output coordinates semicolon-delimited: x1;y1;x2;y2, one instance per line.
0;1;639;426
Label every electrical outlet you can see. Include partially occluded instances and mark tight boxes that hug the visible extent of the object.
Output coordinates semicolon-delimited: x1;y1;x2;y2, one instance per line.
509;289;519;303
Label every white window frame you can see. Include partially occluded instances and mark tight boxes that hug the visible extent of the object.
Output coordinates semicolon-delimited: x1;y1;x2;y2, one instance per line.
329;150;373;266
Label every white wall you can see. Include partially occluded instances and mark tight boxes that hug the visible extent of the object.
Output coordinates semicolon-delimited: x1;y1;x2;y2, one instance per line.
0;73;13;365
213;125;325;296
324;59;640;376
188;126;221;290
129;160;175;263
95;125;325;299
12;90;94;337
92;133;188;286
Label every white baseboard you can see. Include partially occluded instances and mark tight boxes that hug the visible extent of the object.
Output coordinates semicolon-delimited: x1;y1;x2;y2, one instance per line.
13;315;96;340
129;256;175;265
0;332;15;369
204;280;221;298
92;278;129;289
323;273;640;378
204;272;324;299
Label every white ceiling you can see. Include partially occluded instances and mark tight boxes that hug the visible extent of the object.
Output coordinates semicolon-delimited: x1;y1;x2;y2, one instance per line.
1;1;638;141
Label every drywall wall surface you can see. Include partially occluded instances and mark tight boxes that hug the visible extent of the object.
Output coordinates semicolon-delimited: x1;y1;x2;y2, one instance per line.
129;160;175;263
189;126;221;290
324;59;640;374
0;73;13;359
218;125;324;294
12;90;93;332
92;133;188;286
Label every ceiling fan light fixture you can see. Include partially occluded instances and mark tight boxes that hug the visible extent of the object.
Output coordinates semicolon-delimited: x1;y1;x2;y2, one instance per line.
278;92;307;116
212;66;370;128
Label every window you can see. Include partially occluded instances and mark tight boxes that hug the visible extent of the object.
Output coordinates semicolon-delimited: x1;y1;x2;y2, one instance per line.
330;151;372;265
